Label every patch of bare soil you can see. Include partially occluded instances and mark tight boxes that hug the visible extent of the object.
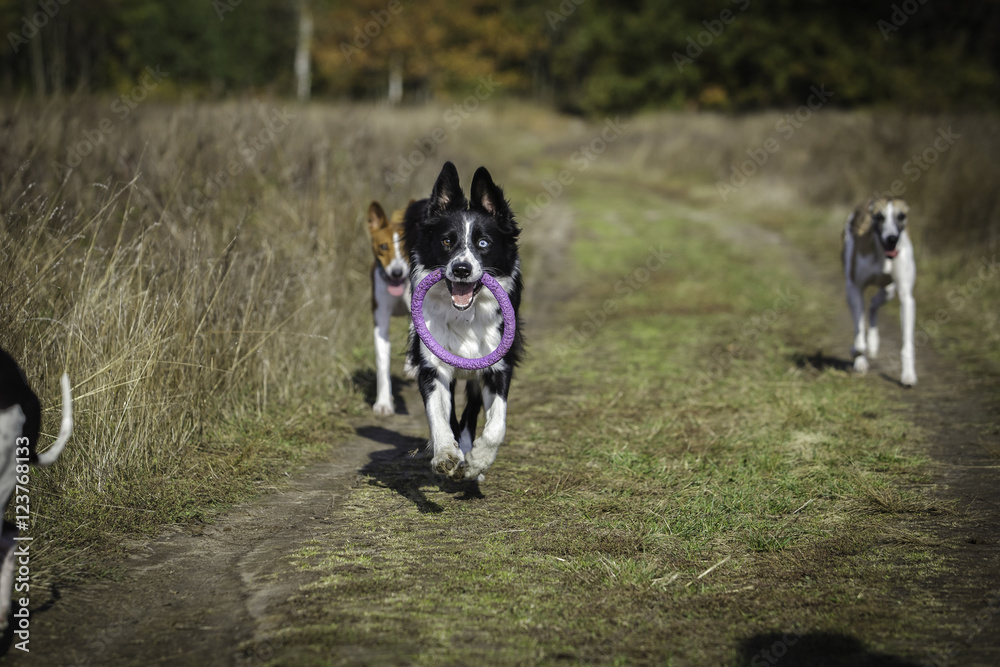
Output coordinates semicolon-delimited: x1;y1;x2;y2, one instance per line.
5;409;421;665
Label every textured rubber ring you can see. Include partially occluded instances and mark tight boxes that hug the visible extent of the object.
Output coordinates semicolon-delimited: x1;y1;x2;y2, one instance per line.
411;269;516;370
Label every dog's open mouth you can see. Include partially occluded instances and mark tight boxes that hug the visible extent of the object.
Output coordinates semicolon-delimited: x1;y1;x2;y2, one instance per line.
387;279;405;297
884;249;899;259
445;279;482;310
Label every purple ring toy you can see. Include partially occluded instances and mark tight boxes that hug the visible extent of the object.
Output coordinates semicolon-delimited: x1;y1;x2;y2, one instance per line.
411;269;516;370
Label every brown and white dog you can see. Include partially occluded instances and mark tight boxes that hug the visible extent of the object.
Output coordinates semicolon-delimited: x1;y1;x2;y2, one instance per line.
0;347;72;628
367;201;413;415
842;197;917;386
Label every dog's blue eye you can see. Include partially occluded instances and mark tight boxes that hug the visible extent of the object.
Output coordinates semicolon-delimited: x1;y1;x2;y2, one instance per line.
478;239;489;248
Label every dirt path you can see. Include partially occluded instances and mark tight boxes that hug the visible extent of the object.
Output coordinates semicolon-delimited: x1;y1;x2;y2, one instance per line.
6;195;999;665
8;403;427;665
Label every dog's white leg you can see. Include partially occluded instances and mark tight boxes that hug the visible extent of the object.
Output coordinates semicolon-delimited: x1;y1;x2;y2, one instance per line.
847;282;869;374
867;287;892;359
372;320;394;416
372;273;397;416
898;283;917;387
895;241;917;387
422;370;464;476
463;384;506;482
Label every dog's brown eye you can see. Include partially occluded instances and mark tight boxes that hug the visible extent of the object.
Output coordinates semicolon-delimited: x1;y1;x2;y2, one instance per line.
380;243;389;251
897;213;906;222
442;238;452;248
873;214;885;224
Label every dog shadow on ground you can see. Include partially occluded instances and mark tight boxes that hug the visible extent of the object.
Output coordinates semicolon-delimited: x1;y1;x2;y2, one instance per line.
792;350;911;388
357;425;484;514
734;630;922;666
351;368;412;416
793;350;854;373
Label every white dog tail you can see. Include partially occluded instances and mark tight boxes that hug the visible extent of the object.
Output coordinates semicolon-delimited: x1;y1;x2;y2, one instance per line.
37;373;72;467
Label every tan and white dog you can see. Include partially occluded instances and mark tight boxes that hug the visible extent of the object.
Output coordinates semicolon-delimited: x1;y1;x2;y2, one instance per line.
842;197;917;386
367;201;413;415
0;347;72;628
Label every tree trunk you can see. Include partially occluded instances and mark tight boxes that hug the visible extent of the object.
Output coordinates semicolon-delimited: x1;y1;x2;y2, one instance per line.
388;56;403;106
295;0;313;102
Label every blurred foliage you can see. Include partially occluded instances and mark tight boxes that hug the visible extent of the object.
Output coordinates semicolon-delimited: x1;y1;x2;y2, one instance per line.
0;0;998;112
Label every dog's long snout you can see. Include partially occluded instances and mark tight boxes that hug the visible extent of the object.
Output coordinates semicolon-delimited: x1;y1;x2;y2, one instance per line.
452;261;472;280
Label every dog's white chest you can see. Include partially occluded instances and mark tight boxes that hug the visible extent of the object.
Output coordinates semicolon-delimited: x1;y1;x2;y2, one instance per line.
420;284;504;370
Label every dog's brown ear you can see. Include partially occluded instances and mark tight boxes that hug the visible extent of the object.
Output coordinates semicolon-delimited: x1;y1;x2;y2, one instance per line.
368;201;388;232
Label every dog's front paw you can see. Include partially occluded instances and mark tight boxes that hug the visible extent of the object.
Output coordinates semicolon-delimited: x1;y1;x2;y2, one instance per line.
373;401;395;417
853;356;869;374
431;445;464;478
900;370;917;387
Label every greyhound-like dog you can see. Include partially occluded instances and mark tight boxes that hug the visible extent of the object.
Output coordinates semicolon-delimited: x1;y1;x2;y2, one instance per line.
842;198;917;386
0;347;72;628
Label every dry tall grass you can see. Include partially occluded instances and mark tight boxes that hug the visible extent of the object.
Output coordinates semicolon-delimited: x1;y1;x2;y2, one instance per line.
0;98;472;564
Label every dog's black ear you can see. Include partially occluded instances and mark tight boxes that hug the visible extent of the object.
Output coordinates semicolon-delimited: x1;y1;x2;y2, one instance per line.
428;162;466;216
367;201;388;233
470;166;512;220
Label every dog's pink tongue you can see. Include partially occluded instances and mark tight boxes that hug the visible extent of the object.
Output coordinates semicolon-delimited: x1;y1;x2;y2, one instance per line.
451;282;475;308
885;249;899;258
388;283;404;297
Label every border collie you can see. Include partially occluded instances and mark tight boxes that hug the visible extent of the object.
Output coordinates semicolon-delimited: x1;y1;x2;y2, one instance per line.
405;162;524;482
842;197;917;386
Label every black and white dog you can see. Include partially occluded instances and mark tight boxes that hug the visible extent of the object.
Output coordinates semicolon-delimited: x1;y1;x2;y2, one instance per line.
0;347;72;628
842;197;917;386
405;162;524;482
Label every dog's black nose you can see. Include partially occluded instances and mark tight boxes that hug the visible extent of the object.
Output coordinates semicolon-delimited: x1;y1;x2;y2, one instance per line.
390;267;404;280
883;235;899;250
452;261;472;279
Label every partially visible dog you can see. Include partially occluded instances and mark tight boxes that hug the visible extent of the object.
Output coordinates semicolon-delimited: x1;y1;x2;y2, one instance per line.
0;347;72;628
368;201;413;416
842;197;917;386
405;162;524;482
